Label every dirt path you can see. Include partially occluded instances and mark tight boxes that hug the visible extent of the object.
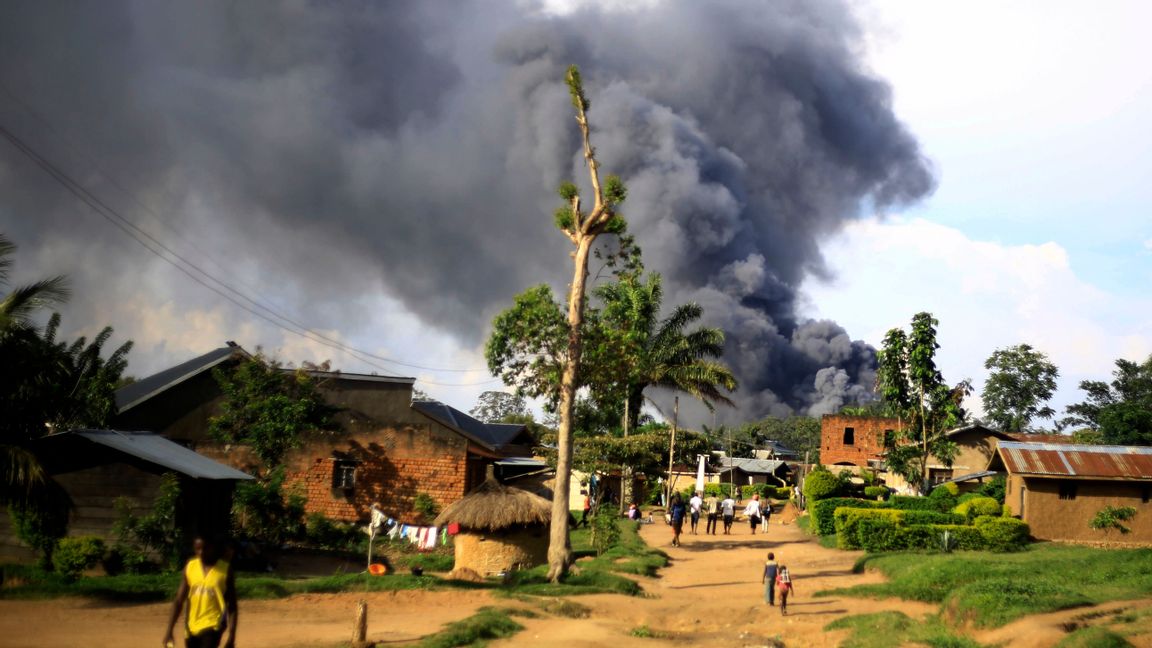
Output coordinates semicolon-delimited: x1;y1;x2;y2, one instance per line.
4;513;1150;646
493;514;936;648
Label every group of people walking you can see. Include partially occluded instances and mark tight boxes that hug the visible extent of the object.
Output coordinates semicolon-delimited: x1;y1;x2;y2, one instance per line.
668;490;774;545
665;490;796;614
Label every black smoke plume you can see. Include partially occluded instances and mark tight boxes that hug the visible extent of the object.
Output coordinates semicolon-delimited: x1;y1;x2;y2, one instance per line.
0;0;933;421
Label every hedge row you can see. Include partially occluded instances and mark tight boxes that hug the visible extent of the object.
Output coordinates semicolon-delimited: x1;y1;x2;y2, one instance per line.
832;507;1029;552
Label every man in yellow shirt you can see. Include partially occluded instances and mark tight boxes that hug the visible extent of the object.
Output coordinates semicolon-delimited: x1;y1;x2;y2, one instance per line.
163;536;238;648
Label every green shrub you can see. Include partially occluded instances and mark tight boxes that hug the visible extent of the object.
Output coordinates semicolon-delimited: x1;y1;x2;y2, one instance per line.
891;495;951;513
954;497;1002;521
413;492;440;521
777;486;795;500
935;482;960;497
812;498;884;536
304;514;363;551
928;483;959;510
901;510;966;526
834;508;904;550
1090;506;1138;535
8;500;70;570
934;525;985;551
804;470;843;502
702;483;731;498
863;486;890;501
114;472;187;570
53;536;106;578
978;474;1007;504
590;511;621;556
974;516;1030;551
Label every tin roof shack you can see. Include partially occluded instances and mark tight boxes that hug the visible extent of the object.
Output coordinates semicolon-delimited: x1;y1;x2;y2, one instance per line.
989;442;1152;545
717;457;792;487
434;477;551;577
0;430;252;562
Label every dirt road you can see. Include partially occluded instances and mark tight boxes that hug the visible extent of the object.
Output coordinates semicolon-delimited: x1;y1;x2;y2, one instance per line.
4;513;1149;646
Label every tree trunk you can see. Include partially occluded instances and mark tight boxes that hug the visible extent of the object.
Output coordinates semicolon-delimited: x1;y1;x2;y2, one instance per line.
547;235;594;582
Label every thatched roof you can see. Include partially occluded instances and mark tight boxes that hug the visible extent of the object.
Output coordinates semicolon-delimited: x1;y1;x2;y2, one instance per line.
434;478;551;531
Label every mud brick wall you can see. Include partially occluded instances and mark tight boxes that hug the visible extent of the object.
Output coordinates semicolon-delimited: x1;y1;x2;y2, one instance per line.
820;415;902;468
283;423;470;524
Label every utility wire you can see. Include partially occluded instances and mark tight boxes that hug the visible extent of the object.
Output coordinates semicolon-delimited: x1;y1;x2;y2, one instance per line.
0;120;499;386
0;99;497;378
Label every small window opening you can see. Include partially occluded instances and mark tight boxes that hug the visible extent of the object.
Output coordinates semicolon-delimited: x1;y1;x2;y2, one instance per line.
1058;482;1077;501
333;460;358;490
1143;486;1150;504
843;427;855;446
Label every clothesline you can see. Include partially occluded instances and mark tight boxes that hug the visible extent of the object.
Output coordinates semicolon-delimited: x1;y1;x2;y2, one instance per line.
369;515;450;551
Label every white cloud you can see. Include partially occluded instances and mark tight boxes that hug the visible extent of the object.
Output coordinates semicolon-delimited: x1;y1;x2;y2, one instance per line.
800;217;1152;420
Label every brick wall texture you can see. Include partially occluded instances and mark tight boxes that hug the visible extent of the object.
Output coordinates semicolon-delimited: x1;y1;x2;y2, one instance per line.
820;415;903;467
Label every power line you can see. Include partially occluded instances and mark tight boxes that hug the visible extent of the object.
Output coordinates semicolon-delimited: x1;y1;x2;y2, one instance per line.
0;112;497;383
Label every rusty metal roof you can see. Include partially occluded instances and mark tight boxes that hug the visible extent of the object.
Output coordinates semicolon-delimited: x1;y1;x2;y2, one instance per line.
995;441;1152;480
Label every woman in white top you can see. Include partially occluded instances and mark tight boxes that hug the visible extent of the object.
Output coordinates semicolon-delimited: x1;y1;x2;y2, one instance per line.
743;494;762;534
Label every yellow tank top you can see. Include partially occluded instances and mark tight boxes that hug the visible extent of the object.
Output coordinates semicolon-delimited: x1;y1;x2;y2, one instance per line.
185;558;230;636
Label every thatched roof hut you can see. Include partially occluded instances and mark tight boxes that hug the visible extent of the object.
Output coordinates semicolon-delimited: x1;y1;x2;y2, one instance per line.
435;476;551;576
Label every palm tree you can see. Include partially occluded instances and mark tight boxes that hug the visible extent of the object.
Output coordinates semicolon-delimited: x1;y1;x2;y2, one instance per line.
0;234;69;336
0;233;70;502
597;272;738;432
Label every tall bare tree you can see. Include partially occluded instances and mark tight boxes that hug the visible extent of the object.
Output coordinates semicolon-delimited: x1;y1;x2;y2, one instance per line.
547;66;628;581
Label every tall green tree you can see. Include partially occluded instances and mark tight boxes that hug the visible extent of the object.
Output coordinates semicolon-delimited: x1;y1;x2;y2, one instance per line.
735;416;821;463
981;343;1059;432
875;312;971;493
469;390;529;423
596;273;737;433
532;66;627;582
1063;355;1152;446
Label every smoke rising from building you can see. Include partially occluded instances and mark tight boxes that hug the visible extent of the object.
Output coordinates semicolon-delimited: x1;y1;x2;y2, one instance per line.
0;0;933;421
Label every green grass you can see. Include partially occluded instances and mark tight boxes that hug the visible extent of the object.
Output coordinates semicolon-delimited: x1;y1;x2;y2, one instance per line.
1055;626;1134;648
417;606;525;648
825;611;983;648
817;544;1152;628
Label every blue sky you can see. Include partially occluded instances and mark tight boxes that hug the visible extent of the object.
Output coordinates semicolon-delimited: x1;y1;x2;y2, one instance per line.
801;1;1152;419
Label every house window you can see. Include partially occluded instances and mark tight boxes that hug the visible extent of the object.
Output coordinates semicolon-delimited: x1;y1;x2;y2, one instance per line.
1058;482;1077;501
843;427;855;446
1143;486;1150;504
333;460;358;490
929;469;954;485
883;429;895;446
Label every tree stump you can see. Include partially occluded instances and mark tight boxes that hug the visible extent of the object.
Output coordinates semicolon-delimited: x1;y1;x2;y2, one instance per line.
351;599;374;648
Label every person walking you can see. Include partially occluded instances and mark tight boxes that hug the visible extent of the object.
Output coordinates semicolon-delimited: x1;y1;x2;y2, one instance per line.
703;491;720;534
743;493;763;534
761;552;779;606
761;496;773;533
579;490;592;528
669;491;687;547
688;490;703;534
776;565;794;615
720;493;736;534
164;536;238;648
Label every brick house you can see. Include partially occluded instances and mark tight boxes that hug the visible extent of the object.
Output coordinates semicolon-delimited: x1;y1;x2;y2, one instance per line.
820;415;900;468
989;441;1152;545
820;416;1015;492
112;344;534;524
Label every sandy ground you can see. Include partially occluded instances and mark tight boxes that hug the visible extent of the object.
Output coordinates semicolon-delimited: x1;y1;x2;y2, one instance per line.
2;510;1150;647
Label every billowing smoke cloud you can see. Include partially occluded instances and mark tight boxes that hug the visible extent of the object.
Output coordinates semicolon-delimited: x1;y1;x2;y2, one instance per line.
0;0;932;421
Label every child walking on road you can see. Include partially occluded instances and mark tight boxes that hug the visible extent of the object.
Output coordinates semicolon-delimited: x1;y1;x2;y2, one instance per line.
776;565;794;615
761;552;778;606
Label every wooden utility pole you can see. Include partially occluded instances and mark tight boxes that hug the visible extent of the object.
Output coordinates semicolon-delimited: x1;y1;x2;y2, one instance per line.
621;396;630;514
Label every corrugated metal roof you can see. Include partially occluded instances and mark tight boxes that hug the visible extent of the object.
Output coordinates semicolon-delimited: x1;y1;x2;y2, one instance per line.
115;346;241;412
996;441;1152;480
64;430;254;480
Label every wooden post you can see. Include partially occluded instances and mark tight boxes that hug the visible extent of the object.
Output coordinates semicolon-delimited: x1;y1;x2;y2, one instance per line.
665;396;679;503
352;600;370;648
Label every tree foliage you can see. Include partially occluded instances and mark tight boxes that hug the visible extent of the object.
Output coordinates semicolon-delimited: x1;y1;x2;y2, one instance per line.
209;352;339;472
469;390;529;423
732;416;821;462
1;235;131;504
981;344;1059;432
1063;355;1152;446
875;312;971;493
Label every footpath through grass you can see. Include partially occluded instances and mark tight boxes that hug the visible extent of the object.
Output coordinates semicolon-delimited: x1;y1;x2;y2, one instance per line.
818;543;1152;629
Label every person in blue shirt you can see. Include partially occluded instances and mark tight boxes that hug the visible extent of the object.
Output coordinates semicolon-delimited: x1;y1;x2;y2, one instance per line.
669;491;687;547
